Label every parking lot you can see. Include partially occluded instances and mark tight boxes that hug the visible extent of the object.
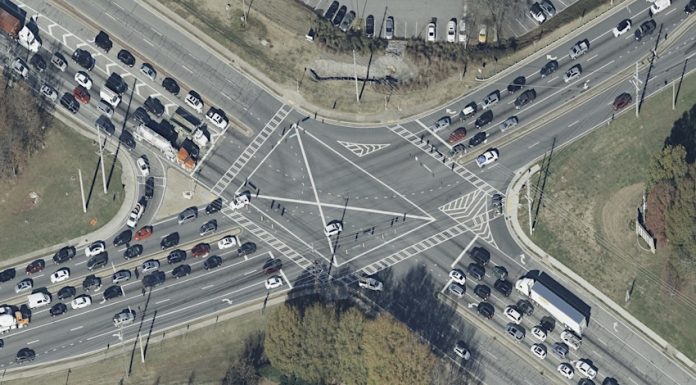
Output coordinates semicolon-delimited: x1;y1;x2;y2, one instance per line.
302;0;581;42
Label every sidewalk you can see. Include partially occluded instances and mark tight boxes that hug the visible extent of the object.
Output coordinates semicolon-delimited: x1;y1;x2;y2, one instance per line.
0;109;138;270
504;163;696;374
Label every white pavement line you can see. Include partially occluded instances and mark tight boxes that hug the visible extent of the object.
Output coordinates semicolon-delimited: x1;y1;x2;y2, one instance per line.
105;12;116;21
527;141;539;149
143;38;153;46
451;235;478;268
414;119;429;130
483;350;497;359
70;326;83;331
568;120;579;127
200;284;214;290
305;131;433;219
587;54;599;62
279;269;292;289
181;65;193;73
155;298;171;305
294;131;332;252
256;194;432;220
546;76;558;83
26;339;39;344
244;270;256;275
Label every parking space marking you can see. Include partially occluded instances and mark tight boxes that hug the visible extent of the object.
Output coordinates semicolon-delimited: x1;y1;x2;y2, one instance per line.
516;19;530;33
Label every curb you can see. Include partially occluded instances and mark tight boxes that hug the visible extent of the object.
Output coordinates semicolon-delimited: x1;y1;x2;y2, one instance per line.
0;107;138;271
504;163;696;375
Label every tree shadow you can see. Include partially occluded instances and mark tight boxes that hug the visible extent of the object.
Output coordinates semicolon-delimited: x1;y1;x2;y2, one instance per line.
664;103;696;163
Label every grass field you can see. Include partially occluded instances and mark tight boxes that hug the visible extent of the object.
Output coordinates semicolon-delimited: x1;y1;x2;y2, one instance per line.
521;73;696;359
0;122;124;261
5;309;269;385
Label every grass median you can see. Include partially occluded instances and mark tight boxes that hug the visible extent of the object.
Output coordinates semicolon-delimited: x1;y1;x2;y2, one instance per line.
519;73;696;359
0;122;124;261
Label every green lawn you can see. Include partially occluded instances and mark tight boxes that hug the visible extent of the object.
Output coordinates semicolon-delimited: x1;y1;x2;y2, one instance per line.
0;122;124;260
522;73;696;359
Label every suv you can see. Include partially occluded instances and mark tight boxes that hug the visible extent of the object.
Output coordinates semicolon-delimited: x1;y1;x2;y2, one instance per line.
0;268;16;283
506;323;525;341
238;242;257;257
516;299;534;316
172;264;192;278
95;31;113;52
634;19;657;41
561;329;582;350
205;198;223;214
83;274;102;291
200;219;218;236
161;232;180;249
95;115;115;136
461;102;478;119
103;285;124;300
477;302;494;319
473;284;491;300
552;342;569;359
540;60;559;78
506;76;526;93
467;263;485;280
144;96;164;117
481;90;500;109
469;246;490;265
167;249;187;264
113;309;136;327
113;229;132;247
123;244;143;260
72;48;95;71
142;271;166;288
57;286;76;300
87;253;108;271
178;207;198;224
60;93;80;114
514;89;536;109
53;246;76;264
474;110;493;129
494;279;513;297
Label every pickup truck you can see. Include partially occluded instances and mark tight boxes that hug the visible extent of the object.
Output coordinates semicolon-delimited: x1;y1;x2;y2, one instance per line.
569;39;590;59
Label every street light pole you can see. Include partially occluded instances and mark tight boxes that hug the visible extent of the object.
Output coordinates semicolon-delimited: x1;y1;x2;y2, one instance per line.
97;127;107;194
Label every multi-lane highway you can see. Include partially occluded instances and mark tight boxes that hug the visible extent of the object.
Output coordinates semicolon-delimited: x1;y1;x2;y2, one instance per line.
1;0;696;383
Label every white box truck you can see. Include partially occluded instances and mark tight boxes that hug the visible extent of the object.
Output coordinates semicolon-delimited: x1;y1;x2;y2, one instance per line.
27;293;51;309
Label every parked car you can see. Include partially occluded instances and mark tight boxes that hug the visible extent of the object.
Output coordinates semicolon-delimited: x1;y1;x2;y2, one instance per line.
365;15;374;37
477;301;494;319
385;16;394;39
426;22;436;42
467;263;485;280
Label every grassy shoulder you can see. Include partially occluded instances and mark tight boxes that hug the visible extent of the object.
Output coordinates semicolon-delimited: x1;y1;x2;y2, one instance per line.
5;309;268;385
520;74;696;358
0;122;124;260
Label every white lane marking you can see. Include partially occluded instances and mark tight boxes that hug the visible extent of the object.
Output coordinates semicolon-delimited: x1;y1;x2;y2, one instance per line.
279;268;293;289
528;141;539;149
155;298;171;305
200;284;214;290
143;38;153;46
451;235;478;268
27;339;39;344
568;120;579;127
70;326;83;331
587;54;598;62
181;65;193;73
547;76;558;83
244;270;256;275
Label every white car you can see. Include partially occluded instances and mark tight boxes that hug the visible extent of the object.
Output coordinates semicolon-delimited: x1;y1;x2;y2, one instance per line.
12;58;29;78
71;295;92;309
185;91;204;113
530;343;547;359
530;2;546;24
85;241;106;257
230;193;250;209
476;149;499;168
50;268;70;283
446;19;456;42
141;259;160;273
126;203;145;229
324;221;343;236
531;326;547;341
218;235;239;249
613;19;632;38
563;64;582;83
426;22;436;42
140;63;157;81
504;305;523;324
449;269;466;285
561;329;582;350
136;156;150;177
206;108;229;130
358;277;383;291
557;363;574;379
575;359;598;379
265;275;283;289
74;71;93;90
40;84;58;102
453;341;471;360
15;279;33;293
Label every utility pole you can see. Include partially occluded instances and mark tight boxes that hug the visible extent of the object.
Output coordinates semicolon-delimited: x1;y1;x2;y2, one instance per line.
78;169;86;213
632;62;641;118
352;49;360;104
97;126;107;194
526;176;533;234
139;333;145;363
672;80;676;110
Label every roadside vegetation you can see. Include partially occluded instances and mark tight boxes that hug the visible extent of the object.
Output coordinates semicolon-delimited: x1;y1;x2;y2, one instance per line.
521;73;696;359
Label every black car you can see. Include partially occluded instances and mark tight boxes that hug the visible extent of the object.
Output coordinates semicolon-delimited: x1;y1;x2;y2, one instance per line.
324;1;339;19
474;110;493;129
50;303;68;317
540;60;559;77
132;106;151;125
602;378;620;385
96;115;115;136
469;246;491;265
123;244;144;260
263;258;282;274
199;219;218;236
144;96;165;117
95;31;113;52
161;232;180;249
71;48;95;71
467;263;485;280
145;177;155;200
82;275;102;291
52;246;76;264
477;302;495;319
106;72;128;95
332;5;347;26
0;268;16;283
117;49;135;67
15;348;35;363
30;54;47;72
506;75;526;93
103;285;124;300
634;19;657;41
473;284;491;300
492;193;503;215
687;0;696;14
514;89;537;109
517;299;534;316
162;77;180;95
172;264;192;278
365;15;375;37
60;93;80;114
205;198;223;215
167;249;187;264
57;286;76;300
468;132;487;147
204;255;223;270
119;130;136;151
578;379;595;385
142;271;166;288
238;242;257;257
113;229;132;247
494;279;513;297
87;253;108;271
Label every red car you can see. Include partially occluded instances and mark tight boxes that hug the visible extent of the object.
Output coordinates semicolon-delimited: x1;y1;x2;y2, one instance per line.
613;92;632;111
72;86;90;104
25;259;45;275
191;243;210;258
134;225;153;241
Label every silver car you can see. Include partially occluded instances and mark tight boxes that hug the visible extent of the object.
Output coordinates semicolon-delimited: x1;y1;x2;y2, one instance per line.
448;283;465;298
506;323;525;341
112;269;132;284
385;16;394;39
140;63;157;81
481;90;500;109
500;116;519;132
141;259;160;273
563;64;582;83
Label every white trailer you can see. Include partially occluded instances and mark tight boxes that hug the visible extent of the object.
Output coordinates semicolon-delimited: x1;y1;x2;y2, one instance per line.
515;270;591;336
136;124;176;161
